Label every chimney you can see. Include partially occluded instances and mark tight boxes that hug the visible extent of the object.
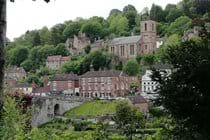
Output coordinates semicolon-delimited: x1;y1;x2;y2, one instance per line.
32;81;38;90
43;76;49;87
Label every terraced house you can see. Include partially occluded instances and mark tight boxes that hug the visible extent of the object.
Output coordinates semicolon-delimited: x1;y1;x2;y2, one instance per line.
79;70;139;98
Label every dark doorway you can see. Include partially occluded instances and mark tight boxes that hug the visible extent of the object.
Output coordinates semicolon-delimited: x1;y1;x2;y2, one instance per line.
54;104;60;116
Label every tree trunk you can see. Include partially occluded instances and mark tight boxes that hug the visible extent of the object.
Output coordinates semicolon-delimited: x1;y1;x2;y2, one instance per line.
0;0;6;110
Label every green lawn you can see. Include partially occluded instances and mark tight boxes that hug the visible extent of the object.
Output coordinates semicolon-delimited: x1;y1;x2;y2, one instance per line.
64;100;120;118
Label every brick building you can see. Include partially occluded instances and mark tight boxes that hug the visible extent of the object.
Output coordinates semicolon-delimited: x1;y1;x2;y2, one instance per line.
46;55;69;69
50;73;79;93
109;20;157;61
79;70;139;98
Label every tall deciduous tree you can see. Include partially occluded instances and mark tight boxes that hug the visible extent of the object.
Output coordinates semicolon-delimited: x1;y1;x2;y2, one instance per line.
153;27;210;139
0;0;50;112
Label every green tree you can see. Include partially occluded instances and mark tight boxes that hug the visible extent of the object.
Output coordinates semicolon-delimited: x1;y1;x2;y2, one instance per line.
167;16;192;35
115;101;145;140
150;4;165;22
123;59;139;76
63;21;82;38
20;59;34;72
84;45;91;54
39;26;51;45
50;23;66;46
9;47;29;66
81;20;103;43
123;5;137;30
153;27;210;139
109;9;122;17
109;14;128;36
142;54;155;66
0;96;26;139
55;43;69;56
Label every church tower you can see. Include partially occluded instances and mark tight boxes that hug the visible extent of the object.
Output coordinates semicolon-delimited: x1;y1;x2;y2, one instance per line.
140;20;157;54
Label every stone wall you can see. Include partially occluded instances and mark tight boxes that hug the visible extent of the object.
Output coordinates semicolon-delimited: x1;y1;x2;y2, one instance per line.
31;96;90;127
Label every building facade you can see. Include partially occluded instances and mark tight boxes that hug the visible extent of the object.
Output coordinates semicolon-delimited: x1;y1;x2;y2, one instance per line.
141;65;172;100
5;66;26;80
46;55;69;69
73;33;90;54
79;70;139;98
50;73;79;94
109;20;157;61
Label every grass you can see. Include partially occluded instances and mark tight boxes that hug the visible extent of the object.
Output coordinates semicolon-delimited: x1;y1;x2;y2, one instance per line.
64;100;120;118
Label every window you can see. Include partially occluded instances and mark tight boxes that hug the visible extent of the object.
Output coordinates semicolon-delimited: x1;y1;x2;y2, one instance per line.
145;23;147;31
111;47;115;53
152;23;154;31
130;45;134;55
145;45;147;50
120;45;125;56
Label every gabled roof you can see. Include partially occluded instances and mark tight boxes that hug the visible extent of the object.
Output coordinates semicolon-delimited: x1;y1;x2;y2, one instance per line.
14;83;32;88
128;95;147;104
51;73;79;81
33;86;50;93
47;55;69;62
109;35;141;46
80;70;128;78
6;66;26;74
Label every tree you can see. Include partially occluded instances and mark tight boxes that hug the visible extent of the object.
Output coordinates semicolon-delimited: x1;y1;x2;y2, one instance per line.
63;21;82;38
166;16;192;35
9;47;29;66
150;4;165;22
109;9;122;17
20;59;34;72
50;23;66;46
142;54;155;66
123;5;137;30
39;26;51;45
152;27;210;139
84;45;91;54
80;20;103;43
123;59;139;76
55;43;69;56
0;0;50;112
114;101;145;139
108;14;128;36
0;96;27;139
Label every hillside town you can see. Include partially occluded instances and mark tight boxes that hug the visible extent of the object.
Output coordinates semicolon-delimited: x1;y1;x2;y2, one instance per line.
1;0;210;139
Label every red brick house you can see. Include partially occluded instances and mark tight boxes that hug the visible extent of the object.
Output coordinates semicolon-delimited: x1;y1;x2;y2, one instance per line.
46;55;69;69
79;70;139;98
50;73;79;93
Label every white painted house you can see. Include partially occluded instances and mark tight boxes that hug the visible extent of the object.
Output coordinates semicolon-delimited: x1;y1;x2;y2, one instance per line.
141;65;171;100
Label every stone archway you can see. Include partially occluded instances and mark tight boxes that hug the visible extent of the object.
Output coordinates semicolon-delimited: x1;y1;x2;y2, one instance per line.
54;104;60;116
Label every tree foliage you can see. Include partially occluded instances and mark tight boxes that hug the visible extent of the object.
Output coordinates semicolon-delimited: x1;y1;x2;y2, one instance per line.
153;27;210;139
123;59;139;76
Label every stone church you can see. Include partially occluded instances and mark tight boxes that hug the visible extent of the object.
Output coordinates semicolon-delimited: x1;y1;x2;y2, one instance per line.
109;20;160;61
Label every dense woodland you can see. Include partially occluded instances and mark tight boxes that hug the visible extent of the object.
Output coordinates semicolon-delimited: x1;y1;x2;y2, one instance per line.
0;0;210;139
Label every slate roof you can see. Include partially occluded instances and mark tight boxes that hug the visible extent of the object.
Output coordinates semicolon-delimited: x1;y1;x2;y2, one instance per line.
128;95;147;104
80;70;128;78
51;73;79;81
109;35;141;46
33;86;50;93
14;83;32;88
6;66;26;74
47;55;69;62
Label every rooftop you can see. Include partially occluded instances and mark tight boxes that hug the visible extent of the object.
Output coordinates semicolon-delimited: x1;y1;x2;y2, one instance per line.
80;70;128;78
128;95;147;104
109;35;141;46
51;73;79;81
47;55;69;62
